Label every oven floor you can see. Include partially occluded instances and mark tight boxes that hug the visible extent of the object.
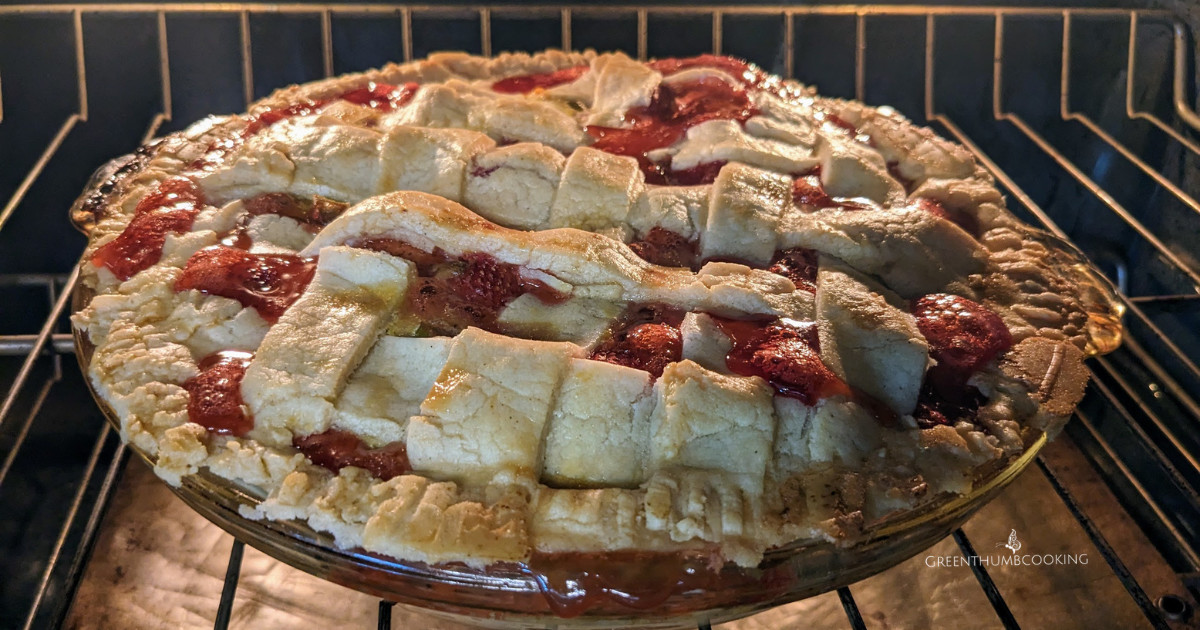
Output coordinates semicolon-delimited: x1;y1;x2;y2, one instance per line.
62;438;1186;629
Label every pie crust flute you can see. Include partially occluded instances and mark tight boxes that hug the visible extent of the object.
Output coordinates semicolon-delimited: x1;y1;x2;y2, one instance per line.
71;49;1118;580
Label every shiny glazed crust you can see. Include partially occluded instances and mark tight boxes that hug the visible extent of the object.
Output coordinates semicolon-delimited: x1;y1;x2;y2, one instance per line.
72;50;1109;569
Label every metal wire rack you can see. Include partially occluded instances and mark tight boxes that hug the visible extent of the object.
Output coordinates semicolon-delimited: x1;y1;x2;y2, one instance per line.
1;4;1199;629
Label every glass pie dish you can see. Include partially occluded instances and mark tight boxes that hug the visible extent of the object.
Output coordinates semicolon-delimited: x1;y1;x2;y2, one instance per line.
69;132;1124;627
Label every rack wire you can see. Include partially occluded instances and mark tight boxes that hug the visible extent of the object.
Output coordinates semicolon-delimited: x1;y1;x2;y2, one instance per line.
1;4;1198;629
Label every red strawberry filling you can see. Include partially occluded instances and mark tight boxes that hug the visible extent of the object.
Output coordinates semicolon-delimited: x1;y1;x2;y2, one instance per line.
791;170;834;208
766;248;819;293
910;293;1012;427
644;159;728;187
790;167;873;211
245;82;418;136
451;252;537;310
350;239;568;336
182;351;254;437
587;68;758;184
345;237;449;276
91;176;206;280
627;227;699;269
588;304;685;378
714;317;851;405
491;65;589;94
175;246;317;324
219;192;351;249
184;351;412;477
337;82;420;112
912;293;1012;386
293;428;411;481
240;101;324;138
815;111;859;136
647;54;761;84
583;55;808;186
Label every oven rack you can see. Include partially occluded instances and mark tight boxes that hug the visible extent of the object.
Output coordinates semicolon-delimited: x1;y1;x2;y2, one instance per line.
1;4;1199;629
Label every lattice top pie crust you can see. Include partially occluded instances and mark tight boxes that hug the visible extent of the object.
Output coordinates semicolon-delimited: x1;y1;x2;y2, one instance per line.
73;50;1100;569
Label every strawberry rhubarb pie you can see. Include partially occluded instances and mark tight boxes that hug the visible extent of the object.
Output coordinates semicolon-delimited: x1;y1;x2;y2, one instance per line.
72;50;1118;610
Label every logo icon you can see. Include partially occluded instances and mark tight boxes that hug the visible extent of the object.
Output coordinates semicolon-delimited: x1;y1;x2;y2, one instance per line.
997;529;1022;554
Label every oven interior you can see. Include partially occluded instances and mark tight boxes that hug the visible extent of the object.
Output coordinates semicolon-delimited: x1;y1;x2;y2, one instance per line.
1;4;1199;629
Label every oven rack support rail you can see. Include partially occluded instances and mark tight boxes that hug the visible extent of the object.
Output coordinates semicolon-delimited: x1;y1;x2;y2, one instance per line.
1;4;1199;629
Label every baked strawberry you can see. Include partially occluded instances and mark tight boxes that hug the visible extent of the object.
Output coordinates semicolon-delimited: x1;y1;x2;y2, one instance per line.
451;252;524;310
767;248;819;293
792;170;833;208
628;227;698;269
589;322;683;379
718;318;850;405
912;293;1012;391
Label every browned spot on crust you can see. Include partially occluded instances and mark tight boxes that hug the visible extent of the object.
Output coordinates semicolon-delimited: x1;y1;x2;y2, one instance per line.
778;475;807;526
71;141;161;233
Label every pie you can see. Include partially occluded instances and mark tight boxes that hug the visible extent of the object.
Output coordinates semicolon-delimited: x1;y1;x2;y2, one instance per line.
71;50;1118;583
